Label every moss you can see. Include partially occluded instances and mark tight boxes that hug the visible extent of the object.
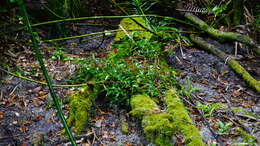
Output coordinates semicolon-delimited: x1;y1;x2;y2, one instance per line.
130;91;205;146
142;113;175;146
120;122;129;134
67;85;98;134
130;94;175;145
165;89;205;146
114;17;153;41
231;107;260;119
229;60;260;93
130;94;160;118
236;128;257;144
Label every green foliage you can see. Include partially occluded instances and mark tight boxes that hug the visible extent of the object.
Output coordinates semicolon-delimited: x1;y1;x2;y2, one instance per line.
75;35;177;106
210;0;233;27
178;79;199;98
197;103;227;117
217;121;233;133
51;47;71;61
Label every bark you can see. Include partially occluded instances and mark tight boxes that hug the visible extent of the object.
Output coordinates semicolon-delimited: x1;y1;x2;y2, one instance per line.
185;13;260;55
190;34;260;93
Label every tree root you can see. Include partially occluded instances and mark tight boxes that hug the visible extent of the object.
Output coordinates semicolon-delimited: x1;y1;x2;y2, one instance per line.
190;34;260;93
185;13;260;55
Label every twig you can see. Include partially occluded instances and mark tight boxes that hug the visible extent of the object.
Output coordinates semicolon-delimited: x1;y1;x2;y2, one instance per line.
9;81;22;96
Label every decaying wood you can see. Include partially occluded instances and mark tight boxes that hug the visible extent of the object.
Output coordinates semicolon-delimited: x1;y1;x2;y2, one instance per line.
190;34;260;93
185;13;260;55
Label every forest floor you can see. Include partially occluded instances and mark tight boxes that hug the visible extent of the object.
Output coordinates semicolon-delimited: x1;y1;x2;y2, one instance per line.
0;22;259;145
0;3;260;146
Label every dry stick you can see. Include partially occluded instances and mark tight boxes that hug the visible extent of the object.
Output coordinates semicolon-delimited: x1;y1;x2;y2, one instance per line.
185;13;260;55
190;34;260;93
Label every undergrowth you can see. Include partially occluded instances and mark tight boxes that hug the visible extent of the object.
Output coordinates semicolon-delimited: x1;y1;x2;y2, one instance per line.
73;33;178;106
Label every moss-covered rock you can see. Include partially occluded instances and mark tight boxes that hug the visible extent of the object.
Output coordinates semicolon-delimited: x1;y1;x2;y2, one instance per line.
67;85;98;134
165;89;205;146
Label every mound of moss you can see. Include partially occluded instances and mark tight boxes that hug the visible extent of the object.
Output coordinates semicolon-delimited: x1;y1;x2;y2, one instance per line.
165;89;204;146
67;85;98;134
130;93;205;146
114;17;153;41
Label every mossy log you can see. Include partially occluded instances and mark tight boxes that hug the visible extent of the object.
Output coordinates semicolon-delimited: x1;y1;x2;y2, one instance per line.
165;89;205;146
185;13;260;55
67;85;99;134
130;94;204;146
190;34;260;93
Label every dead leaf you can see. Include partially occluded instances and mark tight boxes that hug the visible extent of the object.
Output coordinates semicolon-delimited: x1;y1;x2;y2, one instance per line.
101;131;109;138
0;112;3;119
32;86;42;93
109;137;117;142
232;89;241;97
242;104;252;108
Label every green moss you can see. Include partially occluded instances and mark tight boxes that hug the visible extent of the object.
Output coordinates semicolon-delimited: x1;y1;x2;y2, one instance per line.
229;60;260;93
236;128;257;145
142;113;175;146
232;107;260;119
130;94;160;118
130;90;205;146
165;89;205;146
130;94;174;145
114;17;153;41
67;85;98;134
120;122;129;134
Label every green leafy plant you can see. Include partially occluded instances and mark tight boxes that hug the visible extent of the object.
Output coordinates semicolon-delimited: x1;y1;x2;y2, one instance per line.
179;79;199;98
74;35;177;106
197;103;227;117
217;121;233;133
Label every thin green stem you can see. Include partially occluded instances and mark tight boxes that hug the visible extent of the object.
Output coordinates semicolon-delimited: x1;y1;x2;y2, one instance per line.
17;0;77;145
44;29;145;42
1;15;195;35
1;68;88;87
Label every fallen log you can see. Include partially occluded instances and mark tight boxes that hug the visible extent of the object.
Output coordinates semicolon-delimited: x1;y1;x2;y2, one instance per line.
130;93;204;146
185;13;260;55
190;34;260;93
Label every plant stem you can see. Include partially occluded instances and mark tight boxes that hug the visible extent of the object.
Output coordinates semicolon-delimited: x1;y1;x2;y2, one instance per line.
17;0;77;145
